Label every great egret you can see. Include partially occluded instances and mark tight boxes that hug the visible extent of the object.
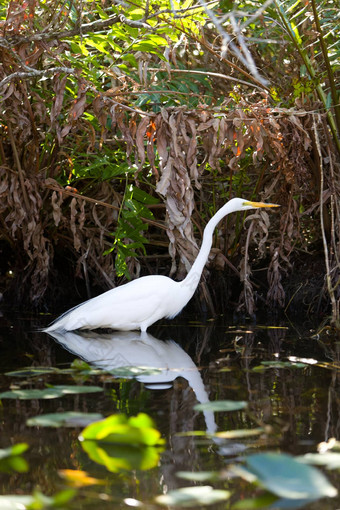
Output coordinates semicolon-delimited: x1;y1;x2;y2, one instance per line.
44;197;278;333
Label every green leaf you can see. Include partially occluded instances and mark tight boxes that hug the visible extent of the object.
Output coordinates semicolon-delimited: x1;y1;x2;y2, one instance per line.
27;412;103;428
109;366;163;378
194;400;247;412
79;413;165;446
214;427;266;439
0;385;103;400
232;493;278;509
81;440;162;472
0;443;28;459
0;443;29;474
237;453;338;499
155;486;231;507
5;367;58;377
252;361;305;371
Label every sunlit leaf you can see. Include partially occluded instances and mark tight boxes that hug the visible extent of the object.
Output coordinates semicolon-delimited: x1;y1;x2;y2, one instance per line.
79;413;165;446
109;366;162;378
297;452;340;470
59;469;106;487
0;443;29;473
27;412;103;428
0;443;28;460
194;400;247;412
0;495;34;509
214;427;267;439
234;453;338;499
0;385;103;400
79;413;164;472
155;486;231;507
176;471;220;482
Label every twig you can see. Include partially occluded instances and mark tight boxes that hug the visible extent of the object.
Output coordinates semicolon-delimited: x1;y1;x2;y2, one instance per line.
7;123;30;211
313;113;339;325
44;183;167;230
147;67;267;92
0;66;74;90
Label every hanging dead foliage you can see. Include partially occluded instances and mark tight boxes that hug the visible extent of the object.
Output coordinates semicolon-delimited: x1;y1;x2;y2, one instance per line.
0;1;338;322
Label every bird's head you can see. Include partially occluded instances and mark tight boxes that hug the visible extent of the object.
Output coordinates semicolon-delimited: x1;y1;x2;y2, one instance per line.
241;199;280;211
224;197;279;212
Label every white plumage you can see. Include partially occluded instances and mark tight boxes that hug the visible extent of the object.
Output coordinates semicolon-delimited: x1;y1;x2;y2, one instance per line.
44;197;278;333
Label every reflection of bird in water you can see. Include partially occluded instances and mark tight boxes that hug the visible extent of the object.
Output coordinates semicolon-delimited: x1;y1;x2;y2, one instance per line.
47;330;217;434
44;198;278;333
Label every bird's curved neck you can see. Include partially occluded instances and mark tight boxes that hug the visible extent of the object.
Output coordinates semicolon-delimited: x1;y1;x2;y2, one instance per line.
181;207;228;293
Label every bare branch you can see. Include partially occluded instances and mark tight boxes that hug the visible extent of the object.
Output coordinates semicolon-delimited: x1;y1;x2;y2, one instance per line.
0;66;75;90
148;67;267;92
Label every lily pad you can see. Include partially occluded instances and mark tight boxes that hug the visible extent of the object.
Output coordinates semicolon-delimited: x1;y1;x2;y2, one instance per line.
0;385;103;400
252;361;305;372
194;400;247;412
214;427;267;439
155;486;230;507
0;443;29;474
109;366;163;377
0;495;34;509
176;471;220;482
81;440;162;472
27;412;103;428
0;443;28;460
235;452;338;499
297;452;340;470
79;413;165;446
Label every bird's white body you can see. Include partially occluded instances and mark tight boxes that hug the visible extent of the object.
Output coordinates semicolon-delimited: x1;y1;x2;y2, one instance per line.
44;197;278;333
45;275;191;332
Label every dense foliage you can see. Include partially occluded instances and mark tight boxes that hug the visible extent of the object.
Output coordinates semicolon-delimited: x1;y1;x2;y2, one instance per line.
0;0;339;324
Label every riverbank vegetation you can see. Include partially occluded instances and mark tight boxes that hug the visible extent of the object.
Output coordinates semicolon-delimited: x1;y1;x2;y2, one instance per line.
0;0;339;326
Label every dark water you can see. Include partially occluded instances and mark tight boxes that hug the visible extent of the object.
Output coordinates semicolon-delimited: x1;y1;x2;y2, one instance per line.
0;313;340;509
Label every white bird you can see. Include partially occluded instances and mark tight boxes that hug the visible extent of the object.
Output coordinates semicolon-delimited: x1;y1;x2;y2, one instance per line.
44;197;278;333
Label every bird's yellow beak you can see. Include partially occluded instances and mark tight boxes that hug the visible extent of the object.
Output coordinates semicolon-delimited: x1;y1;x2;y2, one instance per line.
243;201;280;208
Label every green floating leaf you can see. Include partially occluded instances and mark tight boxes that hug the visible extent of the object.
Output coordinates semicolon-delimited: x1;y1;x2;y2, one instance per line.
81;441;162;473
155;486;230;507
252;361;306;371
214;427;266;439
109;366;162;378
5;362;102;378
0;385;103;400
80;413;165;473
232;493;278;509
0;456;29;474
194;400;247;412
297;452;340;470
27;412;103;428
238;453;338;499
176;471;219;482
79;413;164;446
0;443;29;474
5;367;58;377
0;443;28;460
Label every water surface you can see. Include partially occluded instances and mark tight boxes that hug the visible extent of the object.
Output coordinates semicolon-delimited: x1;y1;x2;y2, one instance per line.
0;314;339;509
